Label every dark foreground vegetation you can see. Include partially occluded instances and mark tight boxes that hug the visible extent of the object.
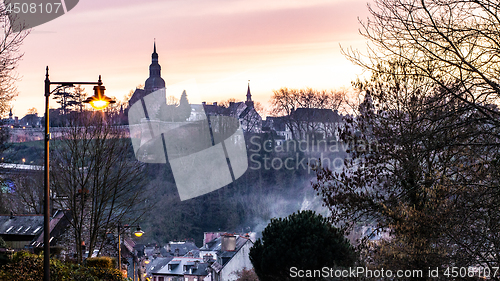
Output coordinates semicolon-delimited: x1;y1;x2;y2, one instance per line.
0;252;123;281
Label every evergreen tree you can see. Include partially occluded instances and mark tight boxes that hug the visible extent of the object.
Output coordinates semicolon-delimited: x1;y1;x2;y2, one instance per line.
250;210;356;281
177;90;191;121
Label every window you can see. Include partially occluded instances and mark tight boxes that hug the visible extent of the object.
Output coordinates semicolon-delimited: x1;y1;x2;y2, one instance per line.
158;277;164;281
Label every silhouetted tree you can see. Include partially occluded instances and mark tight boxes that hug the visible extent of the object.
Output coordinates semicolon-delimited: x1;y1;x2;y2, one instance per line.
51;113;148;263
250;210;356;281
343;0;500;125
177;90;191;121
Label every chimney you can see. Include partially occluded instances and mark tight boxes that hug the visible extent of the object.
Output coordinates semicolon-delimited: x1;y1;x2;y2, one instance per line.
203;254;213;263
221;234;236;252
202;102;206;106
174;248;179;256
9;211;13;219
229;102;234;106
213;102;217;106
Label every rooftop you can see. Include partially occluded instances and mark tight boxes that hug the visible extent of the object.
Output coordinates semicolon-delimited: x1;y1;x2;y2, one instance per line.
0;214;44;236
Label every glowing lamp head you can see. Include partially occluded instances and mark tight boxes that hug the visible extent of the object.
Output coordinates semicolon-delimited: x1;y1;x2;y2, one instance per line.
83;75;115;110
88;99;110;110
134;226;144;237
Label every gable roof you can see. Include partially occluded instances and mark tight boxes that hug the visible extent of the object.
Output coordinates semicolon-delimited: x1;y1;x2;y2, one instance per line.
0;214;43;236
148;257;174;274
153;256;204;276
166;241;199;257
128;88;146;108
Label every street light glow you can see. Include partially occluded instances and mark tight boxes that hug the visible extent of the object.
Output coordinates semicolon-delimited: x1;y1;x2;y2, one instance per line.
134;227;144;237
88;99;109;110
83;75;115;110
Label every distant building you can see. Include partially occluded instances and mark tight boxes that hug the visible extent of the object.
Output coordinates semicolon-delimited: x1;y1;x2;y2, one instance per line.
195;82;262;133
290;108;342;140
0;213;43;250
163;241;199;257
200;233;254;281
265;108;343;141
0;210;71;257
19;113;41;128
262;116;292;145
128;41;166;119
2;108;17;127
151;256;209;281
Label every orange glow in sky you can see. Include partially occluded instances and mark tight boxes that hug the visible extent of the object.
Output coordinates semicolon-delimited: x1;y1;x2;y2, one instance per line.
12;0;370;117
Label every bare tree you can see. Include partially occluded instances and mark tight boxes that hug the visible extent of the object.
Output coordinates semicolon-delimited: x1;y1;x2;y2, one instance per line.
26;107;37;115
269;88;345;139
51;113;147;263
312;0;500;269
12;172;44;214
312;67;499;273
0;7;29;116
218;98;238;108
343;0;500;125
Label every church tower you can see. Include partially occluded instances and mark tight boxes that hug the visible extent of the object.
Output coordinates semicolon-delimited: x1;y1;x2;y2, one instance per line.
144;41;166;94
129;41;167;108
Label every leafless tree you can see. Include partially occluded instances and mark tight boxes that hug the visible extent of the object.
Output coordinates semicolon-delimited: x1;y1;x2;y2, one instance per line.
269;88;345;139
343;0;500;126
312;0;500;273
0;6;29;116
51;113;148;263
12;171;44;214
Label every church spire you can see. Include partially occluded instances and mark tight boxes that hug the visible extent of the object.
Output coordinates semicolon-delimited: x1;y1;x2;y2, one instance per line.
245;80;254;107
246;80;252;102
152;40;158;63
149;41;160;77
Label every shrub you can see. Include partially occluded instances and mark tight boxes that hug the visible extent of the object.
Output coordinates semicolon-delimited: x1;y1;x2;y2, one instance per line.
86;257;115;269
0;251;124;281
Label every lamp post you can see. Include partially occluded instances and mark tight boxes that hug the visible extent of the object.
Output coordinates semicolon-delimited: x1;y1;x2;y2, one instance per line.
117;222;144;279
43;66;115;281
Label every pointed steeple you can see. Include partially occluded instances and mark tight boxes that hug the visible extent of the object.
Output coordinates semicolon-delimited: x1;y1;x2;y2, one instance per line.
151;39;159;64
9;108;12;119
246;80;252;102
245;80;254;107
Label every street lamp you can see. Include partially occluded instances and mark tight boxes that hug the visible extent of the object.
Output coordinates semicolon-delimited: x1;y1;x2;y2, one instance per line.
43;66;115;281
117;222;145;279
83;77;116;110
134;226;144;237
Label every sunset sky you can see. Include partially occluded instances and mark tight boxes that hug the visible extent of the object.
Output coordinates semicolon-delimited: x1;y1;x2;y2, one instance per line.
12;0;370;117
